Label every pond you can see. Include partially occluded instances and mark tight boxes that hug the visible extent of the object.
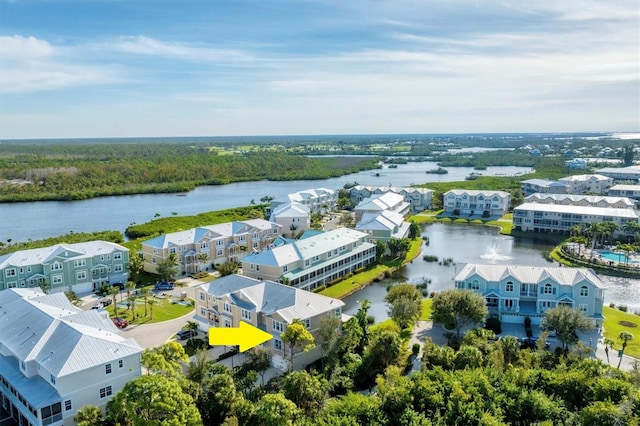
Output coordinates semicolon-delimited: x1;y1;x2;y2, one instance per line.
343;223;640;321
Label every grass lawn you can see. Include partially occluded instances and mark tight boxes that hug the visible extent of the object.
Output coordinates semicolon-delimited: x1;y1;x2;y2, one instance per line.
319;265;391;299
104;295;194;325
420;298;433;321
603;306;640;359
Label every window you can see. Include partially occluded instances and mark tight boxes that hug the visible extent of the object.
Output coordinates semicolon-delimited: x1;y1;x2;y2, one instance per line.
41;402;62;426
169;247;177;254
200;243;208;250
114;252;122;260
241;309;251;321
223;302;232;313
224;319;232;328
52;275;63;285
543;284;553;294
99;386;113;398
74;259;86;268
64;400;72;411
217;249;224;256
217;240;224;246
50;262;62;271
506;282;514;292
105;363;112;374
272;320;284;333
118;360;124;368
283;265;288;273
5;268;16;277
152;257;157;264
305;318;311;329
199;291;205;301
273;338;283;350
580;286;589;297
50;374;56;384
470;280;479;290
76;270;87;280
114;264;123;273
579;304;588;313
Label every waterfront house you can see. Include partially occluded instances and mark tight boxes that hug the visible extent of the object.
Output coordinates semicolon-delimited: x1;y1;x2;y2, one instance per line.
513;203;639;235
141;219;282;276
268;202;310;238
608;184;640;201
355;210;410;244
0;241;129;293
557;174;614;195
442;190;511;217
520;179;569;197
0;287;143;426
454;264;605;327
267;188;337;216
241;228;376;291
523;193;636;210
193;274;344;369
349;185;433;212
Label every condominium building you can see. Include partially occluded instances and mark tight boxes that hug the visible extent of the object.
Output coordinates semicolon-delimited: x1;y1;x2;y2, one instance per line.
442;190;511;217
141;219;282;276
356;210;411;244
608;184;640;201
523;193;636;210
513;202;639;235
353;192;410;222
557;174;614;195
595;165;640;182
0;241;129;293
520;179;569;197
241;228;377;291
455;263;605;326
349;185;433;212
193;274;344;369
0;288;143;426
268;202;310;238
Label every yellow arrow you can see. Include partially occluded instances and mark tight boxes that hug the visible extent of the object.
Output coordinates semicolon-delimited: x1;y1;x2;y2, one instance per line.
208;321;273;352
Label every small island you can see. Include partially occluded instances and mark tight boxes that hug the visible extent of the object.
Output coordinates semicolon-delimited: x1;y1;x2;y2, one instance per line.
426;166;449;175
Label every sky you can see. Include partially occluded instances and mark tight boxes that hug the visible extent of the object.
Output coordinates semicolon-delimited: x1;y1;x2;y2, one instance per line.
0;0;638;139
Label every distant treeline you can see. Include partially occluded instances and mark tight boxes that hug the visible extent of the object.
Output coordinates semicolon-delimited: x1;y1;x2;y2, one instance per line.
0;230;124;256
0;143;379;202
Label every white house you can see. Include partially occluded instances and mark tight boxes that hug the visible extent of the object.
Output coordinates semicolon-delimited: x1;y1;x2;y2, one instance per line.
520;179;569;197
241;228;376;291
442;190;511;217
269;202;310;238
353;192;410;222
0;288;143;426
454;263;606;327
523;193;636;210
355;210;411;244
193;274;344;370
267;188;337;216
0;241;130;294
349;185;433;212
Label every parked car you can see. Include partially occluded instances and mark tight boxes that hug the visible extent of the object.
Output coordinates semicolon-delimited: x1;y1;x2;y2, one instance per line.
91;298;113;309
155;281;175;291
112;282;125;290
519;337;550;350
112;317;129;329
176;329;197;340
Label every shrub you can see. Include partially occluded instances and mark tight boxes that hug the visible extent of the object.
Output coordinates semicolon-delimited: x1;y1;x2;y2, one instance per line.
485;317;502;334
482;210;490;218
453;209;460;216
609;302;616;308
619;305;628;312
423;255;439;262
412;343;421;356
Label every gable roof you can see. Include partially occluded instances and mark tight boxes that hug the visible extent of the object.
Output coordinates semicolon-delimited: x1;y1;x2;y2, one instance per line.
0;241;128;269
199;274;344;323
455;264;606;288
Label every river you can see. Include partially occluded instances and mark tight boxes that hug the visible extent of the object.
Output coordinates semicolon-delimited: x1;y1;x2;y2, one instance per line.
1;162;532;243
342;223;640;320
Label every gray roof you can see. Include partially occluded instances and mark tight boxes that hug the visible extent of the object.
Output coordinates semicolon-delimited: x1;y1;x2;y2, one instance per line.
515;202;640;218
0;288;142;378
444;189;511;197
199;274;344;323
523;193;635;207
356;210;405;232
0;240;128;268
455;264;606;288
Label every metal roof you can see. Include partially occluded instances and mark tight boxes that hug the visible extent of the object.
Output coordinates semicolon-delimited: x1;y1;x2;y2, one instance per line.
0;241;128;269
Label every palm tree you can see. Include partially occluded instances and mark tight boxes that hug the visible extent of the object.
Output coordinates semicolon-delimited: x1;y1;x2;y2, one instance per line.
129;295;138;321
140;287;150;317
617;331;633;369
623;221;640;243
603;338;615;365
197;252;210;272
73;405;103;426
147;299;157;321
125;281;136;300
110;286;120;317
185;321;199;334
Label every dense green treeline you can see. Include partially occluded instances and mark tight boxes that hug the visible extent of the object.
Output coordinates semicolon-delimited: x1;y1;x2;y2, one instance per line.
0;143;379;202
436;150;537;168
0;230;124;256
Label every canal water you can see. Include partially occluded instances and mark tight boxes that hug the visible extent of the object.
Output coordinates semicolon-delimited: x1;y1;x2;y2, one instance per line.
342;223;640;320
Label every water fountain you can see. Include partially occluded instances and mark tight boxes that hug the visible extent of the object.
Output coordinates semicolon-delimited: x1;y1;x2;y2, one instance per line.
480;243;513;261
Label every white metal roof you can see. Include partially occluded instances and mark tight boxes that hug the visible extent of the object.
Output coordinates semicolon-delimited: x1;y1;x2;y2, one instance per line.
515;202;640;218
455;264;606;288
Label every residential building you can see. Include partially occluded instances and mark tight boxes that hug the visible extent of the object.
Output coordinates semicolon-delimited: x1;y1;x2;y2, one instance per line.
268;202;310;238
595;165;640;182
523;193;636;210
349;185;433;212
0;241;129;294
565;158;588;169
356;210;411;244
608;184;640;201
513;202;639;235
241;228;376;291
267;188;337;216
454;263;605;326
193;274;344;369
141;219;282;276
520;179;569;197
442;190;511;217
557;174;614;195
0;288;143;426
353;192;410;222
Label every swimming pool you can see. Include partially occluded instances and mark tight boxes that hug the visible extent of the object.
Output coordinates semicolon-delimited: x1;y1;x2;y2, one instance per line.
599;251;638;264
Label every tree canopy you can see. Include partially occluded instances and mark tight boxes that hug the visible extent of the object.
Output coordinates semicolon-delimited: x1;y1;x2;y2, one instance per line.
431;289;488;341
540;306;595;350
384;283;423;329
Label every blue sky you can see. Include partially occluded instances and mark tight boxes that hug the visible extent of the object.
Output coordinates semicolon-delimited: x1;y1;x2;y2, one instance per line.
0;0;638;139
